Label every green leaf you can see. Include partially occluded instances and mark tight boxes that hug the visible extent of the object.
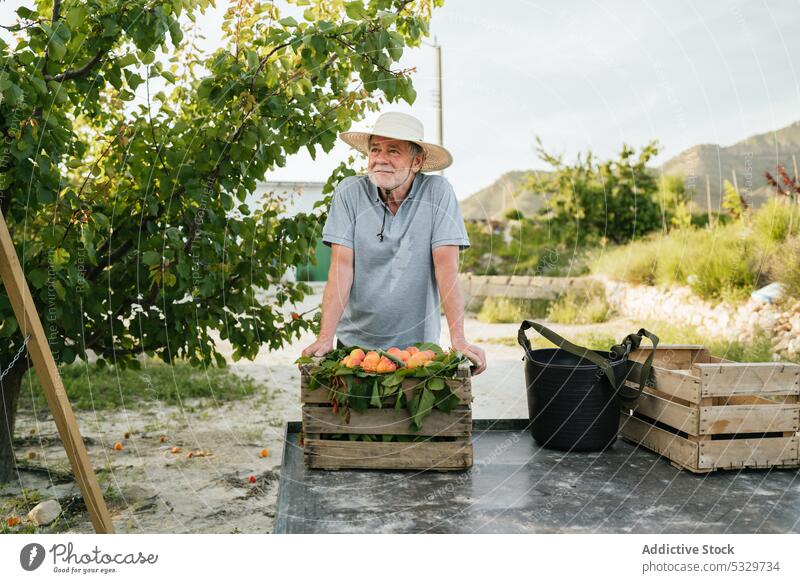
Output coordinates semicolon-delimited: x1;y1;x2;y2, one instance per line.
427;377;445;391
141;251;162;266
279;16;298;27
370;378;381;408
434;388;460;413
348;376;370;413
169;19;184;45
411;387;436;431
344;1;367;20
51;248;70;269
117;53;138;68
49;37;66;62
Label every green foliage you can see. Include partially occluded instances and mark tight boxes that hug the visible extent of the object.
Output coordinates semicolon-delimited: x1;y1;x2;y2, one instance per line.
547;281;611;324
297;343;467;432
0;0;442;373
753;198;800;244
722;179;748;221
460;220;589;277
638;319;780;363
476;297;550;323
590;224;767;303
588;238;659;285
771;235;800;300
526;139;669;246
504;208;525;221
17;358;262;411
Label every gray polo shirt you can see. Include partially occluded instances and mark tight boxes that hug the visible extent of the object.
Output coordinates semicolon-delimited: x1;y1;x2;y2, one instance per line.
321;172;470;350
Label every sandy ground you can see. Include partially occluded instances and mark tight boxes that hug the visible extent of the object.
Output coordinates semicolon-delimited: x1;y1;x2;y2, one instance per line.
1;285;640;534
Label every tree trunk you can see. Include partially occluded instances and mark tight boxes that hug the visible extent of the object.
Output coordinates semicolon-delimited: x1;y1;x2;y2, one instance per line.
0;357;30;483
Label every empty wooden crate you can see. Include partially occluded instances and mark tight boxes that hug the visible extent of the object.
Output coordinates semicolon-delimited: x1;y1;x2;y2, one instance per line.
299;360;473;471
619;345;800;473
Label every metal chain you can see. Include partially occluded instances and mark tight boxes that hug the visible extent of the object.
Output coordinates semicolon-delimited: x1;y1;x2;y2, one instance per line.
0;333;31;382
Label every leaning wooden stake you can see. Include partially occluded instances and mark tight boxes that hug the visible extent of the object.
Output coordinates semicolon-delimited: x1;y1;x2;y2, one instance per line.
0;209;114;533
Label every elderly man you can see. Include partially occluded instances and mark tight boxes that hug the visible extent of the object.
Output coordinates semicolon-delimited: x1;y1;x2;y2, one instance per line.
301;112;486;375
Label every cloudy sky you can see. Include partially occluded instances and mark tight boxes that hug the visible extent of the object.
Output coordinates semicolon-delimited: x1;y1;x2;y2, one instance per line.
5;0;800;199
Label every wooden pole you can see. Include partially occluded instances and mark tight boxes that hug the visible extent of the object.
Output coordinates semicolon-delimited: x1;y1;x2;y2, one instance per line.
0;209;114;534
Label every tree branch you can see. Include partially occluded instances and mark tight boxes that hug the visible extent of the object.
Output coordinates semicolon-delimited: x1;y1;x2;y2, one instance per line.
44;50;105;82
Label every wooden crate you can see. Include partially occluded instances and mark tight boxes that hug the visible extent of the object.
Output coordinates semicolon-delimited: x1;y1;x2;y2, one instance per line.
618;345;800;473
299;360;473;471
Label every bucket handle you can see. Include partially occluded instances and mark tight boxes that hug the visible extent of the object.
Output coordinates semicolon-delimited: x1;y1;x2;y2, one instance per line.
517;320;659;408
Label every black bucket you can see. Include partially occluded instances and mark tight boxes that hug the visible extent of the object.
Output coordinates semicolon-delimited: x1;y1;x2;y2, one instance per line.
518;320;659;452
524;348;629;451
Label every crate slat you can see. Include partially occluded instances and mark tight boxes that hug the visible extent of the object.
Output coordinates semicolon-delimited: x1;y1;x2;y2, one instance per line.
698;404;800;435
698;435;799;470
304;438;473;470
695;363;800;397
628;360;701;404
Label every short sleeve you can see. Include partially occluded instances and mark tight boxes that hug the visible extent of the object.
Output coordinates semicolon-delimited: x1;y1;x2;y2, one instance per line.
322;180;355;249
431;182;471;251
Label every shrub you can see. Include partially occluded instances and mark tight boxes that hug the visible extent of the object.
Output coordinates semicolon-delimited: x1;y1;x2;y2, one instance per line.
589;238;660;285
476;297;551;324
547;280;611;324
592;224;766;303
772;235;800;300
754;198;800;244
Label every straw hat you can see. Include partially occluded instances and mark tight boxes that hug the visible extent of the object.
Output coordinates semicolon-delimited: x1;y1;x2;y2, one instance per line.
339;112;453;172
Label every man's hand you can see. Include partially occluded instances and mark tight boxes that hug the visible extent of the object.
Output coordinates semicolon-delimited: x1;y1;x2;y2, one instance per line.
451;339;487;376
302;336;335;358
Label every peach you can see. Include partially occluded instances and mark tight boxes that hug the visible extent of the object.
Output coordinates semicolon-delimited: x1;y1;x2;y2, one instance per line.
350;348;366;362
376;356;397;374
406;346;420;355
406;353;427;369
361;351;381;372
420;350;436;361
387;347;410;363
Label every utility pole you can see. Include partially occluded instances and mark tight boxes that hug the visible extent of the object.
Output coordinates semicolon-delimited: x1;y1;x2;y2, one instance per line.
433;36;444;176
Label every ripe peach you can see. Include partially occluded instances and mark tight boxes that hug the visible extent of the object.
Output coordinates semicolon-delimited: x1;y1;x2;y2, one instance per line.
361;351;381;372
387;347;410;363
406;346;420;355
350;348;366;363
406;353;426;369
376;356;397;374
420;350;436;361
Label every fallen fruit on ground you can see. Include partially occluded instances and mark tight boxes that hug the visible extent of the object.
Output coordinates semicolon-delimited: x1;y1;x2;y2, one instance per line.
248;475;257;484
260;449;270;458
171;446;181;454
113;442;123;451
6;516;21;527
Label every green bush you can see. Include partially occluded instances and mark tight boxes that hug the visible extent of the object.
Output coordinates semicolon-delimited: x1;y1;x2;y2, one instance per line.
589;238;660;285
754;198;800;244
639;319;779;363
590;224;766;303
547;280;611;324
477;297;551;323
772;235;800;300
